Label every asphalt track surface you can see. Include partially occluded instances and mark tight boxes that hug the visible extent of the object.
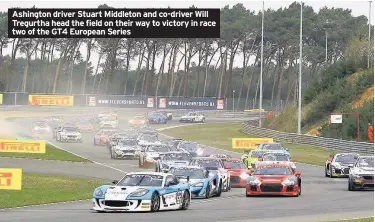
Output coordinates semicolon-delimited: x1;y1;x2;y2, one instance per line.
1;112;374;222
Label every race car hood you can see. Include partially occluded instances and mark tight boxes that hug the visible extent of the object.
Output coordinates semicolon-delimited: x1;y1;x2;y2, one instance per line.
145;152;162;158
115;146;137;151
60;132;81;136
104;186;149;200
352;167;374;175
163;160;190;167
333;162;355;168
255;175;289;183
138;141;162;146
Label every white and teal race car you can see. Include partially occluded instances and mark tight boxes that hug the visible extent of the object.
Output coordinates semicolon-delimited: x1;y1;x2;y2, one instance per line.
92;172;191;212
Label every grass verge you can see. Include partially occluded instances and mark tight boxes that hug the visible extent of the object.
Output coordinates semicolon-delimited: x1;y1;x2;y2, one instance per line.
325;217;374;222
160;122;336;166
0;143;90;162
0;173;104;208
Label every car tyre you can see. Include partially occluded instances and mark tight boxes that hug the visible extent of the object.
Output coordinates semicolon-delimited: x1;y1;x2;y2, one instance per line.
150;192;160;212
205;185;211;199
329;167;336;178
325;167;329;177
348;180;354;191
215;181;222;197
202;118;205;123
180;191;190;210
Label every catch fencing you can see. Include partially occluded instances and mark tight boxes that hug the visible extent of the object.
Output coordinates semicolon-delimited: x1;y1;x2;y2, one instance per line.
242;121;374;155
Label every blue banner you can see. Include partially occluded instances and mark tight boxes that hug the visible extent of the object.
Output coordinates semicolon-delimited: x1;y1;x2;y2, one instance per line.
157;97;222;110
86;95;148;108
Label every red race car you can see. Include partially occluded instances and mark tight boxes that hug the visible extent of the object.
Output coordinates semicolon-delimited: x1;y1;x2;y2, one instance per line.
223;158;252;188
93;129;118;146
246;162;302;197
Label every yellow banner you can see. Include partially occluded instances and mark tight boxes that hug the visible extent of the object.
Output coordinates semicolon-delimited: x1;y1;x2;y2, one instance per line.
0;168;22;190
232;138;273;150
0;139;46;153
0;94;3;104
28;95;74;106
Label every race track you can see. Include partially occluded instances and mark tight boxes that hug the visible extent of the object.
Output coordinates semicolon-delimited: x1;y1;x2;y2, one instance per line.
0;111;373;222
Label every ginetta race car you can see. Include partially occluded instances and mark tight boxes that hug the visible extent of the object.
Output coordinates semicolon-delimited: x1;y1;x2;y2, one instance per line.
31;121;51;134
170;166;222;198
111;138;140;159
92;172;191;212
348;156;374;191
189;157;231;192
56;126;82;143
222;158;251;188
137;134;162;147
177;141;204;157
147;112;168;124
139;145;172;168
107;132;139;150
94;129;118;146
325;153;360;178
99;119;119;129
52;123;76;138
129;115;148;126
246;162;302;197
256;151;296;170
74;119;95;133
155;152;192;172
179;112;205;123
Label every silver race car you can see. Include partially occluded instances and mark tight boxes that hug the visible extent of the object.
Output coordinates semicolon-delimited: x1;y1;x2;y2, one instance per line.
110;138;140;159
348;156;374;191
139;144;171;168
325;153;360;178
155;151;192;172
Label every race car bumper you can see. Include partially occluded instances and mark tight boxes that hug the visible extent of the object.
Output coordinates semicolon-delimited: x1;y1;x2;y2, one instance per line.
331;167;350;177
246;184;299;196
351;175;374;190
92;198;152;212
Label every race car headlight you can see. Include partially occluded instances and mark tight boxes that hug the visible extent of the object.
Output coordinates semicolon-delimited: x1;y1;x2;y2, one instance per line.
249;178;261;185
281;179;295;186
130;189;149;197
240;172;250;180
192;182;204;187
94;188;103;196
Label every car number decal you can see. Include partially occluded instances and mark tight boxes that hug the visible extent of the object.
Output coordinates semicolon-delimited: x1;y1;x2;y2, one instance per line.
176;191;183;204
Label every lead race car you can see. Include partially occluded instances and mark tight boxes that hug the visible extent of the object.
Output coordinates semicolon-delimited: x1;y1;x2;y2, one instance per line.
325;153;360;178
348;156;374;191
92;172;191;212
170;166;222;198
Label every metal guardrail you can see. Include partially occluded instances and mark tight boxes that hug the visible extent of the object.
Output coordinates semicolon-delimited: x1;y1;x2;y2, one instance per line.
242;121;374;155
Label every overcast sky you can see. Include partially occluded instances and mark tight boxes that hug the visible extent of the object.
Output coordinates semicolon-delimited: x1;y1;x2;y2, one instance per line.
2;0;374;71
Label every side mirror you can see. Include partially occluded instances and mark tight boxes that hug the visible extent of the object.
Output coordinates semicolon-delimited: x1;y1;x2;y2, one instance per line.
112;180;118;185
224;165;231;169
295;171;301;176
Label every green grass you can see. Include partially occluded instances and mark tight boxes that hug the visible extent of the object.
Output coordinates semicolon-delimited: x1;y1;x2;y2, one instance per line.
0;143;90;162
0;173;104;208
325;217;374;222
160;122;336;166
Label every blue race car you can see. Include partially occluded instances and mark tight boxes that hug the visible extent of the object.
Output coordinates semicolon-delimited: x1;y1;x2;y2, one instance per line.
169;166;222;199
92;172;191;212
147;112;168;124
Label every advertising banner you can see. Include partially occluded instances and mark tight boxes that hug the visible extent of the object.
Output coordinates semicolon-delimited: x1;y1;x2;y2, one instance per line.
147;97;154;108
164;97;218;110
159;98;167;108
86;95;147;108
0;168;22;190
232;138;274;150
28;95;74;106
0;139;46;153
0;94;3;104
217;99;224;110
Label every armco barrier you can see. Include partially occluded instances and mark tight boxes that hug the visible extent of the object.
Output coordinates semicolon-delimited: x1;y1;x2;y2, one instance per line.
242;121;374;155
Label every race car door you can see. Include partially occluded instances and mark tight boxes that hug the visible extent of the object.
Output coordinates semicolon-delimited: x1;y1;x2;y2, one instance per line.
162;175;182;207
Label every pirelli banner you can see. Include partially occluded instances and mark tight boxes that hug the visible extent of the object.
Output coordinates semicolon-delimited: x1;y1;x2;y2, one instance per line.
0;139;46;153
0;168;22;190
28;94;74;106
232;138;274;150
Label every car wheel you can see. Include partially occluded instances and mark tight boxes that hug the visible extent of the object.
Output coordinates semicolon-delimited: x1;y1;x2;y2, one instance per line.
202;118;205;123
215;181;222;197
150;192;160;212
205;185;211;199
228;180;232;191
246;188;251;197
180;191;190;210
295;183;301;197
325;167;329;177
139;158;144;168
329;167;336;178
348;180;354;191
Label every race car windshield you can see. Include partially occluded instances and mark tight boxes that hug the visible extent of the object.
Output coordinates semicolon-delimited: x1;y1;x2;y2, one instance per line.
263;144;284;150
172;169;205;179
358;158;374;167
181;143;198;152
263;154;290;161
224;161;245;169
335;154;358;164
162;153;190;161
193;160;220;169
148;146;169;152
140;135;158;142
118;174;163;187
119;140;137;146
63;127;78;132
254;166;292;175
